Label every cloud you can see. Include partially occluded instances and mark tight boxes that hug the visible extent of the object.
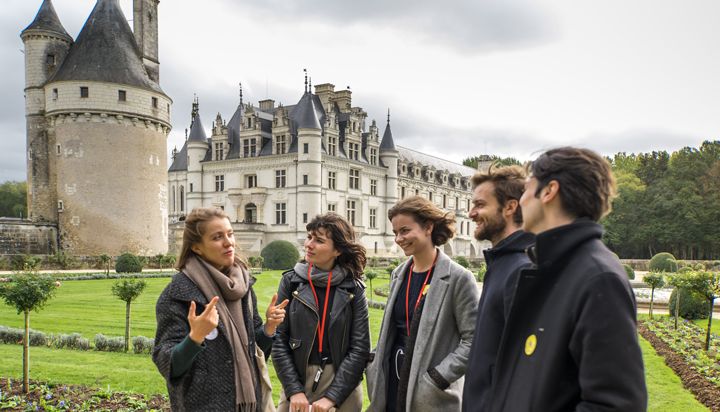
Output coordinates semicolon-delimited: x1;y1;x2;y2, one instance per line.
237;0;557;54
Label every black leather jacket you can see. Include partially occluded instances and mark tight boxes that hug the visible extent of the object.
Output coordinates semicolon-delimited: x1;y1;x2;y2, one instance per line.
271;269;370;406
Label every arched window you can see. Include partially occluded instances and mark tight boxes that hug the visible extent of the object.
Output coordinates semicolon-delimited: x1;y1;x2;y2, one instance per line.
245;203;257;223
179;185;185;212
171;186;176;212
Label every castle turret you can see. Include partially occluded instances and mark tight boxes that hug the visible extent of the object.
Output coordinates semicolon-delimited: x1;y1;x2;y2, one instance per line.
21;0;73;223
186;100;209;213
133;0;160;83
36;0;172;255
291;88;325;231
379;111;399;237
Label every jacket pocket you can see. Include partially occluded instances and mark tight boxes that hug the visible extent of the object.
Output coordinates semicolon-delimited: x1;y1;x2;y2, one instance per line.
289;337;302;350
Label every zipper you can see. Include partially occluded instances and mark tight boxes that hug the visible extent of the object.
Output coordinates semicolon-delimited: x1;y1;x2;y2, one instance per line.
293;290;319;371
339;292;353;357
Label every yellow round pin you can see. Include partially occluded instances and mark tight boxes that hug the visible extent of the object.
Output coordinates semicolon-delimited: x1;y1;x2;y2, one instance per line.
524;334;537;356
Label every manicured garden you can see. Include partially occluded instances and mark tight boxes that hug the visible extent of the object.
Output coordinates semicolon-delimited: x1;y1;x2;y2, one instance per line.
0;270;715;411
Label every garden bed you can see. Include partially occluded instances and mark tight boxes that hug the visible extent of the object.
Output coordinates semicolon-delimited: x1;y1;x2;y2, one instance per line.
639;319;720;411
0;377;169;411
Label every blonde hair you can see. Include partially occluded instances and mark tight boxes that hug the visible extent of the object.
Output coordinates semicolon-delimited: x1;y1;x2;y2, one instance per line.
176;208;247;270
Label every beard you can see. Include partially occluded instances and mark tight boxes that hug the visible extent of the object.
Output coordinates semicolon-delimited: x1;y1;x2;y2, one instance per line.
474;211;507;242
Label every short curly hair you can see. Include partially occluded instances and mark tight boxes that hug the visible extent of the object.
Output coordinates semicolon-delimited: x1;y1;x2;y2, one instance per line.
388;196;456;246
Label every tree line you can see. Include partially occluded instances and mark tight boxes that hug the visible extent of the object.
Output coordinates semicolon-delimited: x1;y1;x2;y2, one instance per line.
464;141;720;260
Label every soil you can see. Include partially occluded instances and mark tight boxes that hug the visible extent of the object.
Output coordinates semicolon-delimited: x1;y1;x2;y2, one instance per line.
0;377;170;411
639;322;720;412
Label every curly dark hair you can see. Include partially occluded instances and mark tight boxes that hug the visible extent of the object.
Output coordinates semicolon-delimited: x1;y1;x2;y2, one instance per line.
387;196;456;246
529;147;616;221
471;164;527;225
306;213;367;280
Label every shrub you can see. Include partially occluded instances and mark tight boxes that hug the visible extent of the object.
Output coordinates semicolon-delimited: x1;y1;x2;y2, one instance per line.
132;336;154;354
623;264;635;280
248;256;264;268
669;287;710;320
94;334;125;352
678;266;693;273
453;256;470;268
0;325;23;344
649;252;678;273
115;253;144;273
385;264;395;275
260;240;300;270
9;255;41;271
368;257;379;268
476;263;487;282
48;252;78;270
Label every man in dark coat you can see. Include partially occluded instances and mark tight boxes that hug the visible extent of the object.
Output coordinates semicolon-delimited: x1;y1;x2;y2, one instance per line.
462;165;535;412
489;147;647;412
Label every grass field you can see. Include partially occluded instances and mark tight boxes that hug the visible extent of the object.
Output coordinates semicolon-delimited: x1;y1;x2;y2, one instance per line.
0;270;710;410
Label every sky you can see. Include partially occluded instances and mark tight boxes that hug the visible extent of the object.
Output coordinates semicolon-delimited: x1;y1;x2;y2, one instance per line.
1;0;719;182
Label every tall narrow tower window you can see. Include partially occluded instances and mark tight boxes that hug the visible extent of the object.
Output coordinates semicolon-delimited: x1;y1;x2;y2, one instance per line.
46;54;56;66
152;97;158;108
80;87;89;98
52;89;58;100
118;90;127;101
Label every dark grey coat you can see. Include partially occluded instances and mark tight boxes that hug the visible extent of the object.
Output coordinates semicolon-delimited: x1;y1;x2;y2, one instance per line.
152;272;273;411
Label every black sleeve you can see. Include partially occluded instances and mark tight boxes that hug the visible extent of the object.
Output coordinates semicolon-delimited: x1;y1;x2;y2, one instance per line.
271;274;305;399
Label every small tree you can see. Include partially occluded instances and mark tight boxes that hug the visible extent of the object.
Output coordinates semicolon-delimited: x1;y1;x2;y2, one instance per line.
152;253;165;270
111;279;147;352
98;254;112;277
686;271;720;351
667;273;691;329
643;273;665;319
0;268;57;393
365;270;378;303
162;254;177;271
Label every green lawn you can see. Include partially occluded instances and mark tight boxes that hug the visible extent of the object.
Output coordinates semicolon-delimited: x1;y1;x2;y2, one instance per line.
0;270;711;410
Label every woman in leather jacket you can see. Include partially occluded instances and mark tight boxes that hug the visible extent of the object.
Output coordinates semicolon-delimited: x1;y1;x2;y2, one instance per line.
272;213;371;412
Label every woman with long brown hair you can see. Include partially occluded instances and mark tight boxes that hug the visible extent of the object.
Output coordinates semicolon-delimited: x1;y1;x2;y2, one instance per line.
366;196;479;412
272;213;370;412
153;207;288;411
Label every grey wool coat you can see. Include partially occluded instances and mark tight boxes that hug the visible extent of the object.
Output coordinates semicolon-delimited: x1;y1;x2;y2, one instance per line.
366;249;480;412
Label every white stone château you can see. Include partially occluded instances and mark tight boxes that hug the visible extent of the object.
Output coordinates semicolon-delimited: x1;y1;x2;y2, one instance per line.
22;0;171;255
168;80;485;257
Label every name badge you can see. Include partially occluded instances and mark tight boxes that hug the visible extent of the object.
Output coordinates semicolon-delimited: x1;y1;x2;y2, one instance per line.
205;328;218;341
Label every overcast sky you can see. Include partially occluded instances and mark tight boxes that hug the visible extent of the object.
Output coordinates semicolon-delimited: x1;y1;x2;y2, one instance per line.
2;0;719;181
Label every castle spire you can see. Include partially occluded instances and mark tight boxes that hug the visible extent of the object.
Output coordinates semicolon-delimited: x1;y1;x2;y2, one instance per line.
304;68;308;93
239;82;244;107
22;0;72;40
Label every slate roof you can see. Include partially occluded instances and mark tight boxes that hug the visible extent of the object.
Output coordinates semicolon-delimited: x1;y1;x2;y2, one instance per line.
168;142;188;172
397;146;477;177
22;0;72;41
379;120;396;151
187;113;207;142
225;104;244;160
49;0;163;93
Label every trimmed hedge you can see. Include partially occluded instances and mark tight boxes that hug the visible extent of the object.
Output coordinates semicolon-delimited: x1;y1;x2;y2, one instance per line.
260;240;300;270
649;252;678;273
669;288;710;320
115;253;144;273
623;264;635;280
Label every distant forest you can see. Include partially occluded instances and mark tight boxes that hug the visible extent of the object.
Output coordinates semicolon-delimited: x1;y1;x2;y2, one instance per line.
464;141;720;260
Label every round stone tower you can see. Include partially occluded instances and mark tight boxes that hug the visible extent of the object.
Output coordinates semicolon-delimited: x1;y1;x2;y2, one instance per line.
24;0;172;255
21;0;73;223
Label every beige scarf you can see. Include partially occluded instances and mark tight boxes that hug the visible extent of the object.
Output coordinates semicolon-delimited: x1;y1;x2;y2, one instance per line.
183;255;257;411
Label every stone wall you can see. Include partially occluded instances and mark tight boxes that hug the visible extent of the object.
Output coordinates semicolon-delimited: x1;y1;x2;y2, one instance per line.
0;219;57;255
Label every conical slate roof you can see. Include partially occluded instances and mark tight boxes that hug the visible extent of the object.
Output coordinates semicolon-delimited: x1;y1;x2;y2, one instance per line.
22;0;72;41
168;143;188;172
187;113;207;142
50;0;162;92
290;92;324;130
226;104;244;159
380;120;396;151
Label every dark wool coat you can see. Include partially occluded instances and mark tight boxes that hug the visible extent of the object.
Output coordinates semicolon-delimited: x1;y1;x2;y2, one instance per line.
152;272;273;412
489;220;647;412
462;230;535;412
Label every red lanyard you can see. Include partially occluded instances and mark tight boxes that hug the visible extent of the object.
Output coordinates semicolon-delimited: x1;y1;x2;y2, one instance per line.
405;251;438;336
307;264;332;353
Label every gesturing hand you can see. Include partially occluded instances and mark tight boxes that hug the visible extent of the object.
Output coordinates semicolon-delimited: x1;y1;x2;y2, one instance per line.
264;293;289;336
188;296;219;344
